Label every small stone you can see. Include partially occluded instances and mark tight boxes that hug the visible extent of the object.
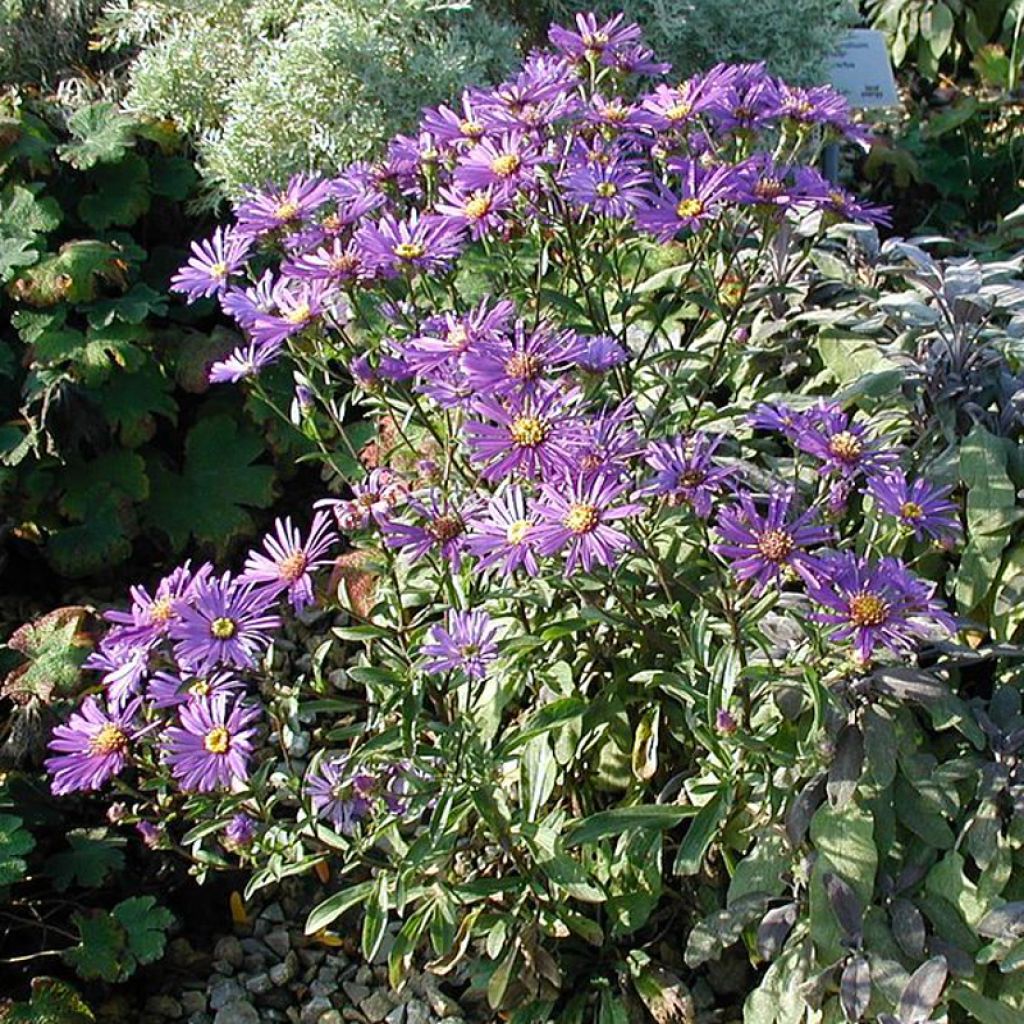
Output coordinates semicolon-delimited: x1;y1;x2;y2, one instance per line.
402;1000;429;1024
437;1018;466;1024
420;978;460;1019
263;902;286;923
318;964;340;985
182;992;208;1015
355;966;373;986
241;938;270;955
145;995;184;1018
299;948;327;969
342;983;371;1004
243;953;267;972
215;936;245;969
187;1014;211;1024
244;973;273;996
265;929;292;958
318;1013;344;1024
261;990;295;1011
168;937;205;970
302;997;334;1024
359;992;395;1023
341;1011;366;1024
213;1000;261;1024
384;1006;406;1024
209;979;244;1012
270;951;299;986
213;960;236;976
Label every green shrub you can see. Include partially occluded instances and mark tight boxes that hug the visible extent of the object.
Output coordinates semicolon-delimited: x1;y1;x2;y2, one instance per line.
94;0;523;203
0;91;299;578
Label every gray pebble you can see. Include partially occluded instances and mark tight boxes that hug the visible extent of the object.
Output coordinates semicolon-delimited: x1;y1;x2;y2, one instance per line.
355;966;373;986
359;991;395;1023
213;1000;261;1024
266;929;292;958
384;1005;406;1024
209;979;244;1012
318;1014;345;1024
403;1000;429;1024
342;983;371;1004
301;996;334;1024
146;995;184;1019
244;973;273;996
299;948;327;969
214;936;245;969
419;978;461;1019
270;951;299;986
212;960;236;977
263;902;286;923
181;991;208;1015
243;953;267;972
341;1011;366;1024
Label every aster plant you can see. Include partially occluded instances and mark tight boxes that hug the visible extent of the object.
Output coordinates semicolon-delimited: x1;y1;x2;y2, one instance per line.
42;14;1024;1024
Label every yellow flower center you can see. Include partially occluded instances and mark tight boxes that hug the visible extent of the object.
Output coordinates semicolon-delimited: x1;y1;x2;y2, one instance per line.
203;726;231;755
504;353;542;380
679;469;706;488
564;502;600;534
149;598;175;624
676;198;705;219
209;261;229;279
828;431;863;462
464;192;493;220
460;119;484;138
427;514;464;543
330;253;361;274
828;191;848;208
394;242;425;261
601;105;628;122
756;528;795;563
458;643;480;658
211;617;237;640
285;302;312;325
900;501;924;521
509;416;548;448
188;679;211;697
595;181;619;198
278;550;308;583
754;177;785;200
275;200;299;222
447;324;469;350
849;592;889;628
490;153;522;178
506;519;531;544
666;102;692;121
89;724;128;757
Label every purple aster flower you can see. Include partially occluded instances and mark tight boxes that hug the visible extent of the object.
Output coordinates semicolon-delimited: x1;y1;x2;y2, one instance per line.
241;511;338;612
548;12;643;66
465;484;539;577
462;319;580;399
401;298;515;376
454;133;546;194
305;757;375;835
162;696;260;792
465;387;582;481
563;161;653;219
355;211;465;276
46;696;140;796
576;335;628;374
380;490;480;571
170;573;281;673
713;489;832;593
574;402;644;480
776;83;870;142
704;64;781;133
103;562;208;648
794;168;891;226
609;42;671;77
636;161;742;240
318;468;409;531
435;186;512;240
209;339;283;384
84;642;151;710
223;813;256;851
735;155;801;211
641;433;735;517
234;174;334;239
171;226;251;301
582;94;644;131
421;609;499;679
220;270;278;329
420;91;495;150
635;77;724;132
794;407;899;479
534;473;643;574
748;402;809;441
135;821;161;849
148;669;246;709
868;471;961;543
249;279;339;347
807;553;956;663
283;237;370;283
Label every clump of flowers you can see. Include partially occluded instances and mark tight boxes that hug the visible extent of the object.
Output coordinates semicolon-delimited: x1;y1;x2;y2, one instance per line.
46;15;1000;1024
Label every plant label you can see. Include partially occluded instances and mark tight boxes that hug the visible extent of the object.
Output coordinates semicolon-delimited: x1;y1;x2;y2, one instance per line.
825;29;900;108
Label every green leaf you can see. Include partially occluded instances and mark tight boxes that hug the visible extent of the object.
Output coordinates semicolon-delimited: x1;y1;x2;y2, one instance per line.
57;103;136;170
2;606;91;703
112;896;173;966
0;234;39;282
44;829;126;892
673;787;732;876
727;830;792;903
361;873;390;962
501;697;587;753
78;155;151;230
149;154;197;200
58;450;148;521
685;892;769;968
305;881;375;934
923;2;955;59
93;362;176;447
950;986;1022;1024
0;976;95;1023
0;813;35;887
144;414;276;554
88;283;168;326
957;425;1017;615
13;240;127;306
46;493;136;577
64;911;126;982
0;184;61;236
564;804;696;848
